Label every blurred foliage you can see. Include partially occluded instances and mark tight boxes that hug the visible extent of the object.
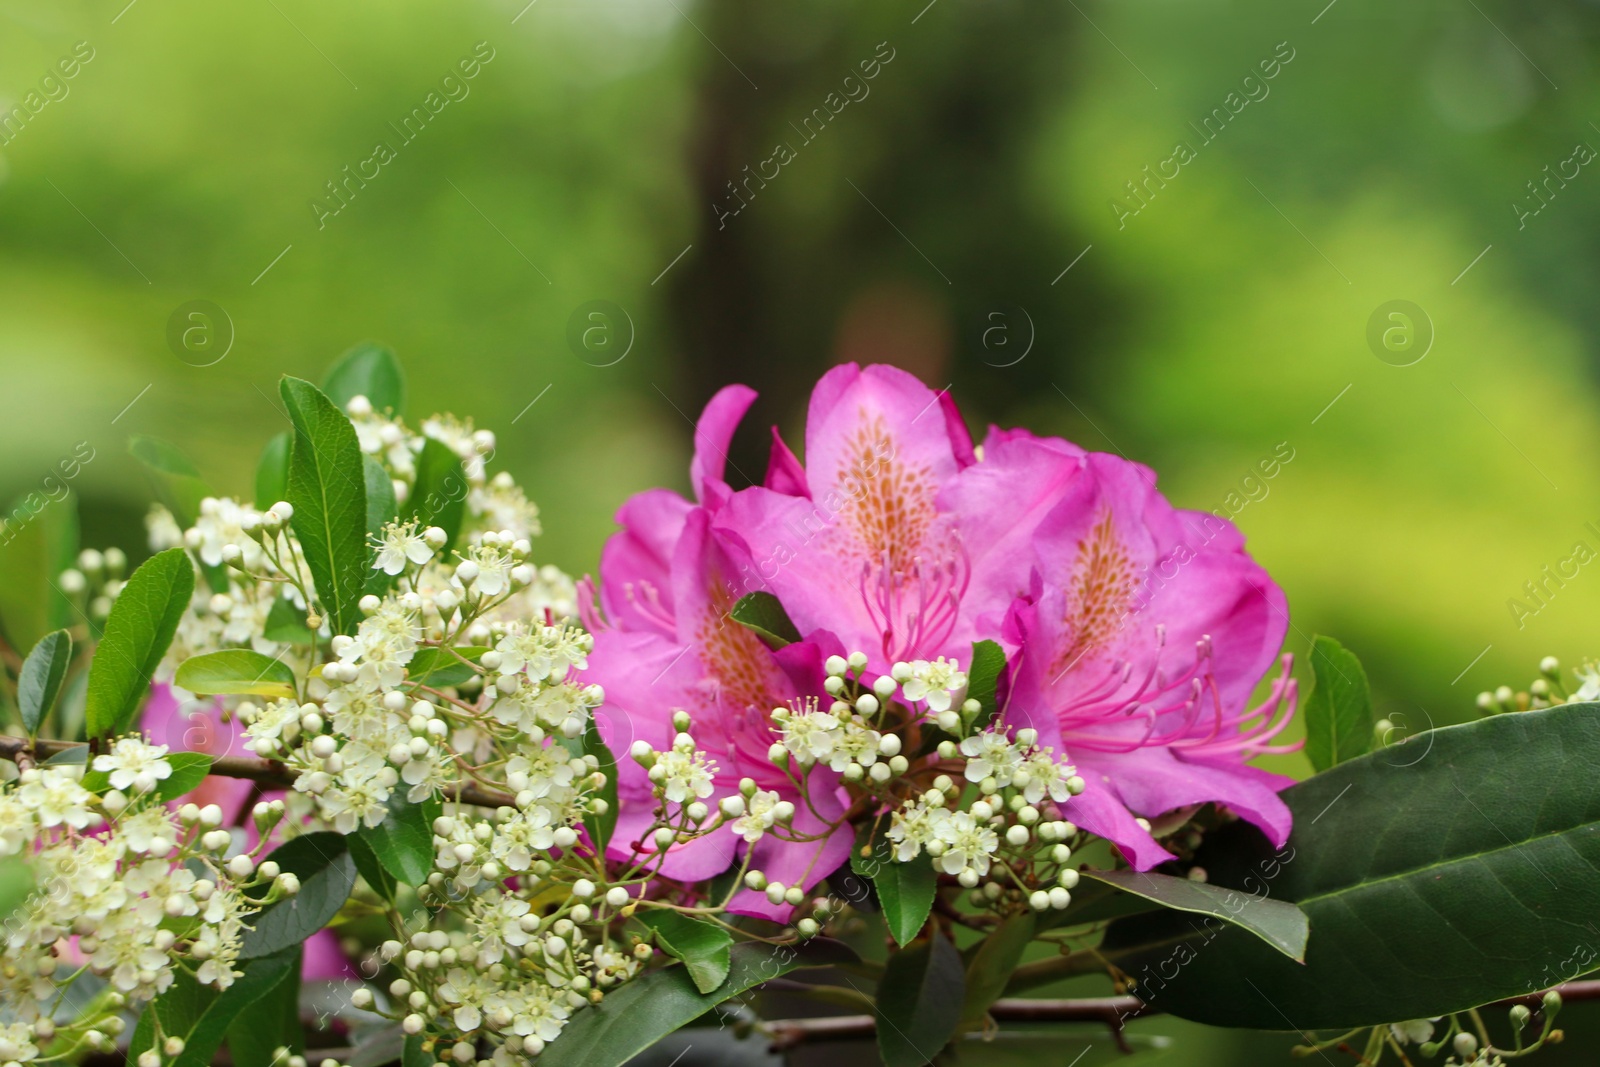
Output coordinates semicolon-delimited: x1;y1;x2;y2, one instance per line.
4;0;1600;1059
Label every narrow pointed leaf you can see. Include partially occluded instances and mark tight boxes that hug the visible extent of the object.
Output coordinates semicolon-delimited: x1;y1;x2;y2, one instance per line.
168;946;302;1067
255;432;291;511
960;915;1035;1029
18;629;71;735
966;639;1007;728
358;794;438;887
281;376;368;636
876;931;964;1067
854;826;936;947
323;341;406;415
0;491;78;654
175;649;296;699
637;911;734;994
1303;635;1373;772
410;438;467;553
1083;869;1307;961
129;435;210;528
582;718;619;853
240;832;357;959
85;547;194;738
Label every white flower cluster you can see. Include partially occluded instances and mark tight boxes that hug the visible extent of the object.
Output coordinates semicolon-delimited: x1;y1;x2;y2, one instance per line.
0;740;296;1062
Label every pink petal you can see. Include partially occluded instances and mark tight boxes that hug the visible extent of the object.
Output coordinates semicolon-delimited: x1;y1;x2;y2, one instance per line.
690;385;758;506
764;426;809;497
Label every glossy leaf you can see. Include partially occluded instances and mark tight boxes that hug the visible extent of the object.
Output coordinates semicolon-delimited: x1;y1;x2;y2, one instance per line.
1083;869;1307;961
255;431;291;511
168;946;302;1067
876;931;965;1067
542;938;858;1067
1100;702;1600;1029
225;946;302;1067
17;629;71;735
348;833;398;902
410;437;467;553
240;832;357;959
853;825;935;947
406;646;488;688
966;639;1007;728
728;592;801;649
175;649;296;699
84;547;194;738
358;794;438;887
364;455;399;596
960;914;1035;1030
157;752;215;800
128;970;215;1064
281;376;369;636
582;717;619;853
1303;635;1373;773
345;1026;404;1067
323;340;406;414
0;491;78;655
638;911;734;994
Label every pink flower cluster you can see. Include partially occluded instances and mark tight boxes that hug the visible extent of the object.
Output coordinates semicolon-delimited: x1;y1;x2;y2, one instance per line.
582;364;1297;913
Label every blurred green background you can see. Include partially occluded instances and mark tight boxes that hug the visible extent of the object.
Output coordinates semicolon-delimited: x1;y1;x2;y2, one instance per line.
4;0;1599;1059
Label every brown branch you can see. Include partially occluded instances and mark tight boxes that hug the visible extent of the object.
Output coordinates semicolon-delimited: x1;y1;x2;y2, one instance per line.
0;734;514;808
761;982;1600;1052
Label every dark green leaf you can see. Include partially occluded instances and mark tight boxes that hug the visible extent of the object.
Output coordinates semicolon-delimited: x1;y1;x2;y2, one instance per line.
323;341;406;415
85;547;194;738
1082;869;1307;961
169;946;302;1067
241;832;357;959
582;718;618;853
403;1034;432;1067
960;915;1035;1030
410;438;466;554
281;376;369;637
966;639;1007;729
128;970;216;1064
876;931;965;1067
0;491;78;655
853;825;935;947
175;649;296;699
42;743;86;765
543;939;859;1067
128;435;210;529
358;793;438;887
224;946;302;1067
728;592;801;649
345;1026;404;1067
156;752;215;801
638;911;734;994
1099;701;1600;1029
264;595;316;646
406;646;487;688
18;629;71;735
1303;635;1373;773
348;833;398;902
255;432;292;512
363;455;399;596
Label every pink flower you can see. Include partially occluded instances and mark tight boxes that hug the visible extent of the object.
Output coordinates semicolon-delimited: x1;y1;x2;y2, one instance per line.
584;390;854;918
999;451;1299;868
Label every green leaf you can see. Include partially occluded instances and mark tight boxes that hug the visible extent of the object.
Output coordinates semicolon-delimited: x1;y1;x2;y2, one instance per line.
255;432;292;511
728;591;801;649
542;938;858;1067
876;931;965;1067
1303;635;1373;773
157;752;215;801
281;376;369;637
264;595;316;646
966;639;1007;729
323;340;406;415
0;491;78;655
17;629;71;736
406;646;487;688
345;1026;404;1067
364;455;398;540
358;793;438;887
1082;869;1307;961
84;547;194;739
166;946;302;1067
129;970;216;1065
960;914;1035;1030
410;437;466;553
0;859;35;924
403;1034;432;1067
224;946;302;1067
175;649;296;699
240;832;357;959
348;833;398;903
1099;701;1600;1029
582;718;618;853
853;825;936;947
128;435;210;529
637;911;734;994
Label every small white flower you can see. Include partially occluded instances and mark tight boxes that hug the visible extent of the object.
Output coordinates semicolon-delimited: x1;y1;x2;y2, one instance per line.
897;657;968;713
372;520;435;576
93;737;174;794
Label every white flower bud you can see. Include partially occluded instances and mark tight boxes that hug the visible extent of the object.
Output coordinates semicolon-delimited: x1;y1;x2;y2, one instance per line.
652;827;676;851
277;872;301;895
573;879;596;898
455;560;480;583
1029;890;1051;911
873;675;898;698
719;795;746;818
1048;887;1072;910
605;886;630;907
957;868;980;888
847;651;868;670
797;917;820;937
824;655;849;677
855;694;879;715
424;526;448;548
270;500;294;522
402;1014;425;1035
1005;825;1030;847
570;903;592;923
227;854;255;879
309;735;338;759
1058;868;1079;889
765;882;786;905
